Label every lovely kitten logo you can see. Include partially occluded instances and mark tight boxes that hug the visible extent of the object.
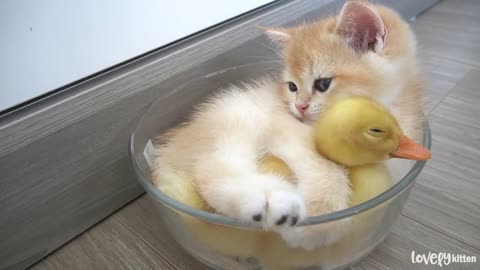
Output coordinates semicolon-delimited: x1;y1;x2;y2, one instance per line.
411;251;477;267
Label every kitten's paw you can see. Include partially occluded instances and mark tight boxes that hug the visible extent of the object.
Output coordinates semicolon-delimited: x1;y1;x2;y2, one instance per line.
238;191;268;223
265;190;307;228
237;175;307;229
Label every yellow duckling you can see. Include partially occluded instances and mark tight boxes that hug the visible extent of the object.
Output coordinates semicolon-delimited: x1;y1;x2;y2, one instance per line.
313;96;430;204
260;96;431;206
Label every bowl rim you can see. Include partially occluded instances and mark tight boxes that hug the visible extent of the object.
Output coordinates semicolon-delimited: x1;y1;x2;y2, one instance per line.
128;63;432;228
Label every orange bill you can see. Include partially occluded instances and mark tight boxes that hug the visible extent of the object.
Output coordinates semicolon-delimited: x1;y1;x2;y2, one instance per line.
390;135;432;160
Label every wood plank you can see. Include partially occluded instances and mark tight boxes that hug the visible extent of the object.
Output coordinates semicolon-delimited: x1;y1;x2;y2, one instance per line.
418;51;472;114
114;196;214;270
358;215;479;270
0;93;147;269
30;217;177;270
411;0;480;67
401;69;480;249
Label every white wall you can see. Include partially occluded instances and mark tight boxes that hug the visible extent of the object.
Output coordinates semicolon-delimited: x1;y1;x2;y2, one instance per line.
0;0;271;112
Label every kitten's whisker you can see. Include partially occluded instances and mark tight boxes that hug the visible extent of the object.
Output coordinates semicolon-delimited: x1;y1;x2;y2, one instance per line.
257;41;284;59
248;56;282;63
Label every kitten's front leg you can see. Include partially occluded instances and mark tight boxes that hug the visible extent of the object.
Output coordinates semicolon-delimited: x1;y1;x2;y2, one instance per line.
272;143;351;215
194;143;306;229
270;131;351;249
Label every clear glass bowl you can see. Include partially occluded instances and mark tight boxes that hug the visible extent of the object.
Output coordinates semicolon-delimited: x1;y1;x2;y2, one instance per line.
128;62;431;270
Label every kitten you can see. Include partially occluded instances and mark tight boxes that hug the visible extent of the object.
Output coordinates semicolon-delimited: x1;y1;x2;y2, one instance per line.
153;1;423;248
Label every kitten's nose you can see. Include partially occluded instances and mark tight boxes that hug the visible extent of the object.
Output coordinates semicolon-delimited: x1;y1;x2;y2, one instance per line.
295;103;310;115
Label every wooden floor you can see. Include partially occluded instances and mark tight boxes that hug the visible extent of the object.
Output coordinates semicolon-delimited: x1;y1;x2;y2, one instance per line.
31;0;480;269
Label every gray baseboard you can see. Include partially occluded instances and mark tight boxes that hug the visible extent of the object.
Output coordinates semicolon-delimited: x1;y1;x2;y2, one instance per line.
0;0;439;269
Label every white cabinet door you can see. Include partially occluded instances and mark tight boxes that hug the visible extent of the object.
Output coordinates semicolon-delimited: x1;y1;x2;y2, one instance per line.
0;0;273;112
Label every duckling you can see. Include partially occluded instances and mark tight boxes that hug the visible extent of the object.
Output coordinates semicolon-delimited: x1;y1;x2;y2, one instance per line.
313;97;430;204
348;163;391;205
260;96;431;206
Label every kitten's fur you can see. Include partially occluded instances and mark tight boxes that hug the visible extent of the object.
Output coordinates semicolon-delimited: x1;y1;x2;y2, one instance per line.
153;1;423;248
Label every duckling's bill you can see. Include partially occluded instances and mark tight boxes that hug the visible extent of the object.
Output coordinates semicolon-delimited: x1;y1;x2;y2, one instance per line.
390;135;431;160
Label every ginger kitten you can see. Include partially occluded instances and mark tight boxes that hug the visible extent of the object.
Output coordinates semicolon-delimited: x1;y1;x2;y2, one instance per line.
153;1;423;248
269;1;423;138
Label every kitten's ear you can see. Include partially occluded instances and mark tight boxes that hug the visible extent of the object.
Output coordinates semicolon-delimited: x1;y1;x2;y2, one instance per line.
259;26;291;45
336;1;386;53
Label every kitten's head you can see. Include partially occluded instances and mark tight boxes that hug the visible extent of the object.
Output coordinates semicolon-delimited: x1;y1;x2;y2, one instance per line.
264;1;417;123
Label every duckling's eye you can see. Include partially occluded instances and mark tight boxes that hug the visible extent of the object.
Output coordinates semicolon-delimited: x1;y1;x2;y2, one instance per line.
288;82;298;92
367;128;385;138
314;78;332;92
370;128;384;133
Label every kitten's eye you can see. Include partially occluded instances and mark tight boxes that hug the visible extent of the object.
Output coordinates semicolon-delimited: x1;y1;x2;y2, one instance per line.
288;82;298;92
370;128;384;133
314;78;332;92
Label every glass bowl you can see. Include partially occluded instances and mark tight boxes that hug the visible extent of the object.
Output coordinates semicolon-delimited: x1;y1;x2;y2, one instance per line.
128;62;431;270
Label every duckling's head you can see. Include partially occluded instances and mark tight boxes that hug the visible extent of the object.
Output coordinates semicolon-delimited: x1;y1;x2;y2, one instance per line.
314;97;431;167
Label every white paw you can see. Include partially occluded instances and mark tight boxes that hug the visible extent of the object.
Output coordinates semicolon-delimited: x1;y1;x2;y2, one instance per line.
236;175;307;229
266;190;307;228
